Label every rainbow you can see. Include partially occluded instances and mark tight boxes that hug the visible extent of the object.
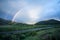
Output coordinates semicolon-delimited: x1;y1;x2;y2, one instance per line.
12;9;23;22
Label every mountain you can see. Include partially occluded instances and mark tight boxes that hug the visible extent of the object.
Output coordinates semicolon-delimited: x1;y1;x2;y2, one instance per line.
1;18;60;25
0;18;28;25
0;18;12;25
35;19;60;25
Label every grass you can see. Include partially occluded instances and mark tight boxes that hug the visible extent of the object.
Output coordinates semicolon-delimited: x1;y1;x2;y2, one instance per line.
0;24;60;40
0;24;53;32
23;28;60;40
0;28;56;40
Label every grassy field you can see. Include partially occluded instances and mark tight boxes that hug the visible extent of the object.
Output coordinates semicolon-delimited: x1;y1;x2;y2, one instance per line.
0;27;60;40
0;24;54;32
0;24;60;40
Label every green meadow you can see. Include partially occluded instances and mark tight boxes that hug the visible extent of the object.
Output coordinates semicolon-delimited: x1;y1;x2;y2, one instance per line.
0;24;60;40
0;25;53;32
0;18;60;40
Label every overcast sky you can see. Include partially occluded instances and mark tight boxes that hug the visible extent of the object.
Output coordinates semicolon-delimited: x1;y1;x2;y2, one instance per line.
0;0;60;24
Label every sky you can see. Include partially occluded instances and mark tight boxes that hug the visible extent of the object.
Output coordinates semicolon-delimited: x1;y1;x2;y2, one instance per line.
0;0;60;24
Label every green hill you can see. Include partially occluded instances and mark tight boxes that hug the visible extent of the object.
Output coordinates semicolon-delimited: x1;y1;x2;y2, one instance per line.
0;18;11;25
0;18;28;25
35;19;60;25
0;18;60;25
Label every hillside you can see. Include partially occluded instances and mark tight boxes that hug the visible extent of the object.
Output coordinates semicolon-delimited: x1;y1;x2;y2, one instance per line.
35;19;60;25
0;18;60;25
0;18;11;25
0;18;28;25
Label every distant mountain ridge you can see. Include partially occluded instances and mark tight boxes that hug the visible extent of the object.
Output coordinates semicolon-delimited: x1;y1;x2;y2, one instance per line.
35;19;60;25
0;18;11;25
0;18;60;25
0;18;28;25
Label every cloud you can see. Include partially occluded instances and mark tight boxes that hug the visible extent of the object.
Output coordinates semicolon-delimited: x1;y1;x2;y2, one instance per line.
0;0;60;24
12;3;43;24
